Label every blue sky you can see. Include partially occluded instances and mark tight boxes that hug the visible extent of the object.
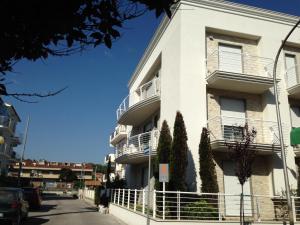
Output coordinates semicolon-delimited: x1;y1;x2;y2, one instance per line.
6;1;300;164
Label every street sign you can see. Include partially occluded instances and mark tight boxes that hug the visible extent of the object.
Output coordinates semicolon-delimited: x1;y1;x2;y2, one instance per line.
143;146;150;155
159;164;169;182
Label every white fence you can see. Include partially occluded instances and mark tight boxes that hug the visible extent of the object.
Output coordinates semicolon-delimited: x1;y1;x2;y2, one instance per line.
207;116;288;146
116;130;159;157
79;188;95;200
116;78;160;120
111;189;300;222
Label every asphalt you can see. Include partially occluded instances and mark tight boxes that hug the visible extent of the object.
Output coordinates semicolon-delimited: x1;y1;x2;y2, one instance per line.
23;195;127;225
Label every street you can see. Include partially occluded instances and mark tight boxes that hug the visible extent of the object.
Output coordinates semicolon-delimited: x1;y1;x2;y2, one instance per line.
23;195;127;225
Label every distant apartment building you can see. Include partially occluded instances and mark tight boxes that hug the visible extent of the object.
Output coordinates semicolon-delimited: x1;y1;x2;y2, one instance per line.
0;99;22;175
109;0;300;200
10;159;93;187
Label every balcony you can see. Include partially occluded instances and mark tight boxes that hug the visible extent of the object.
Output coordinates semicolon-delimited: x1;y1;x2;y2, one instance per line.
110;125;127;146
117;78;160;126
11;132;22;146
207;116;287;154
206;50;276;94
0;116;16;134
115;130;159;164
285;65;300;99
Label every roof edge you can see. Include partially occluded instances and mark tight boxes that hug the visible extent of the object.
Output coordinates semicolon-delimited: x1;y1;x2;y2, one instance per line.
127;0;300;88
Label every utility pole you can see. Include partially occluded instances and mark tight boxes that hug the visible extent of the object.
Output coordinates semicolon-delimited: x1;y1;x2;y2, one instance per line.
272;18;300;225
17;116;30;187
94;165;98;181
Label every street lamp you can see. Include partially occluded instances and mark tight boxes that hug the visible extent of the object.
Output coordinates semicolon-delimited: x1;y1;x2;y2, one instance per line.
273;18;300;225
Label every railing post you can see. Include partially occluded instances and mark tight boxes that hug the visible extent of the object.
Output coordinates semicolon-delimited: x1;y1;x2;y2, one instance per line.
138;134;141;152
292;197;297;223
127;189;130;209
122;189;125;207
153;189;156;218
255;196;261;222
218;192;222;221
134;189;137;212
113;189;116;204
163;189;166;220
117;188;120;205
177;191;181;220
142;189;145;214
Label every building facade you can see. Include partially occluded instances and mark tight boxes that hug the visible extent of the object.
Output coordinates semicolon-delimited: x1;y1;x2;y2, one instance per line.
109;0;300;198
104;153;125;181
10;159;93;187
0;99;21;175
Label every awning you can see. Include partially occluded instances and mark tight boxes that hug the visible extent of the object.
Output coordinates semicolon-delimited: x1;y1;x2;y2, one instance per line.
291;127;300;146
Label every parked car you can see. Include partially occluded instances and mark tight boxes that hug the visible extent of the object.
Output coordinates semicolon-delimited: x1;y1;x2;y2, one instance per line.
22;187;42;209
0;187;29;225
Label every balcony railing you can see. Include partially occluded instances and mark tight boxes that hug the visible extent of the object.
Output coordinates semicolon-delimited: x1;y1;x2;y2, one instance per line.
116;78;160;120
116;130;159;158
110;125;127;143
207;116;287;146
0;116;16;133
206;50;274;78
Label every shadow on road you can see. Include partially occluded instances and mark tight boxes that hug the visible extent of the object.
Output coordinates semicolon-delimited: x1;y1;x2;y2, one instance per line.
42;194;77;201
24;217;49;225
30;209;96;218
31;204;57;213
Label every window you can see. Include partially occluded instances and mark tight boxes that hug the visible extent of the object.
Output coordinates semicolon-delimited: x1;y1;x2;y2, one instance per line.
220;98;246;141
219;44;243;73
285;54;298;88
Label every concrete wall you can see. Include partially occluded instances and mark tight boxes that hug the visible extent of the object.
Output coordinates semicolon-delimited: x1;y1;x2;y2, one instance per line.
110;204;285;225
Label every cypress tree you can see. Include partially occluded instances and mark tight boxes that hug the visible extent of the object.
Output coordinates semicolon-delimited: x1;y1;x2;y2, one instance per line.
199;127;219;193
154;120;172;190
106;157;111;188
169;111;188;191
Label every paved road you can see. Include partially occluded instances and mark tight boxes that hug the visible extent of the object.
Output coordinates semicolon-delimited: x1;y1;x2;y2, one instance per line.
24;195;127;225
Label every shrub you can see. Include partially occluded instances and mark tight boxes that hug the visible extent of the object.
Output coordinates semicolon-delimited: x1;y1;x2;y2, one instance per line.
181;200;218;220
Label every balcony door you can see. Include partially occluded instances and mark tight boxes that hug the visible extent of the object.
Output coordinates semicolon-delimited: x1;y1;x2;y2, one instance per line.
285;54;298;88
221;98;246;141
223;161;252;216
219;44;243;73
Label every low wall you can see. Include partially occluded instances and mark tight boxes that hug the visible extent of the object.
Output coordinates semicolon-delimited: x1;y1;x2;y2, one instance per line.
109;204;289;225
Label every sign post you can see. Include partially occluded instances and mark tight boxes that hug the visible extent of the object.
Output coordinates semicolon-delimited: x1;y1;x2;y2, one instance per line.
159;164;169;220
145;145;151;225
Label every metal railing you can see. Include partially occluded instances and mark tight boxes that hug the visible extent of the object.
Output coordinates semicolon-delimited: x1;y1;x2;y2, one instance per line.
110;125;127;142
0;116;16;132
116;78;160;120
285;65;300;89
116;130;159;157
207;116;288;145
206;50;275;78
111;188;300;222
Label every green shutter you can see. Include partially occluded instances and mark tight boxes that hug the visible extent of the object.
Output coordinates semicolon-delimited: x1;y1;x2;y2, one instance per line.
291;127;300;145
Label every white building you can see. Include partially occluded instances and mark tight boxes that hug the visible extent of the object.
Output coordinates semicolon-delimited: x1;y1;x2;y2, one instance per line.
104;153;125;180
0;100;21;175
109;0;300;199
